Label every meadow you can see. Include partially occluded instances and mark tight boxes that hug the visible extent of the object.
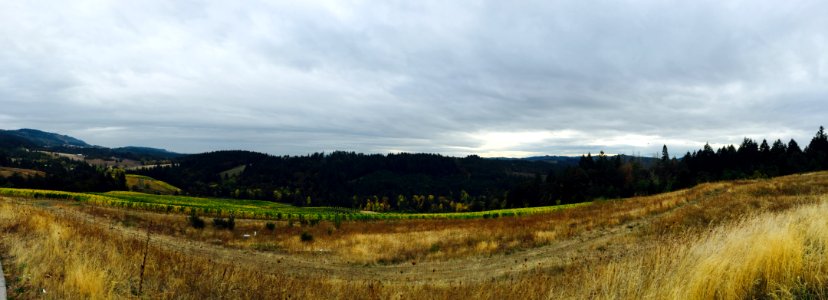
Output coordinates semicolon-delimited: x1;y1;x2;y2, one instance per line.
1;172;828;299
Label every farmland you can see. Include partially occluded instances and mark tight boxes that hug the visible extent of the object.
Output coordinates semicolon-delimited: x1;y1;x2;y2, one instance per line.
0;187;588;221
2;172;828;298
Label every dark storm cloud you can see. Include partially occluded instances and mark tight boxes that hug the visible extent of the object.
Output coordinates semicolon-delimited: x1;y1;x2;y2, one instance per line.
1;1;826;156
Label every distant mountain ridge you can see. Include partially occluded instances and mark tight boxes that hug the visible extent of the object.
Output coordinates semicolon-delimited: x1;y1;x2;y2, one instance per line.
0;128;181;160
1;128;90;147
112;146;181;158
1;128;657;163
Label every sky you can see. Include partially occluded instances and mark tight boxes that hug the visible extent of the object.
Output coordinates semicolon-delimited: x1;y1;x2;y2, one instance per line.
1;1;827;157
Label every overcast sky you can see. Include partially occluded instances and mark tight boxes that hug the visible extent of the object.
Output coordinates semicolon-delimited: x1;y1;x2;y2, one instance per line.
1;1;827;157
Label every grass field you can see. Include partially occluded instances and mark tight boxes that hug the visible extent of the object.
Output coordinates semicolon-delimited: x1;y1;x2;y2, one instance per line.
2;172;828;299
0;187;588;221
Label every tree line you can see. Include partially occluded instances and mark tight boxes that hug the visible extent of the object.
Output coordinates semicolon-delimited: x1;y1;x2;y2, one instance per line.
3;126;827;212
132;151;543;212
131;126;828;212
541;126;828;205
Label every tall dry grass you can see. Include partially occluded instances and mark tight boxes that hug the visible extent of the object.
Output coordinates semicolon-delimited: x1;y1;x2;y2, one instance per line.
0;198;556;299
582;199;828;299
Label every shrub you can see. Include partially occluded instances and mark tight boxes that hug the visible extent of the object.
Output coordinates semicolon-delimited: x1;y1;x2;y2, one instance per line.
265;222;276;231
300;231;314;242
429;243;441;253
188;212;205;229
333;214;342;229
213;215;236;230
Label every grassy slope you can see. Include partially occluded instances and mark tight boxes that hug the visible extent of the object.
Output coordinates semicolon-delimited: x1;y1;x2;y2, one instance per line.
219;164;246;178
125;174;182;195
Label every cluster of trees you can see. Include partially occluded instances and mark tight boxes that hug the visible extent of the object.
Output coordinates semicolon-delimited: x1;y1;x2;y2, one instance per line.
0;148;126;192
134;151;546;212
542;126;828;204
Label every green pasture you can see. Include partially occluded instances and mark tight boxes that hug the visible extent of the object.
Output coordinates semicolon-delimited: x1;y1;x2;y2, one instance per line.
0;188;589;221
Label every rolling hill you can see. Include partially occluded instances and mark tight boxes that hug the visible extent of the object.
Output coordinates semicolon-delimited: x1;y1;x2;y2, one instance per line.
0;128;89;147
124;174;182;195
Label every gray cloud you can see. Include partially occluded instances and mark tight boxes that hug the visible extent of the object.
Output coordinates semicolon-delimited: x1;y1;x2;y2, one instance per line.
1;1;827;157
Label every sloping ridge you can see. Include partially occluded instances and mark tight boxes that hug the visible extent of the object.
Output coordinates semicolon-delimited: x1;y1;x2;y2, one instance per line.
3;128;90;147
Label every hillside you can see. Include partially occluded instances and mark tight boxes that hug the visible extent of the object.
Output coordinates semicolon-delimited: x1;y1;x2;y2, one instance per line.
0;128;182;192
124;175;182;195
1;171;828;298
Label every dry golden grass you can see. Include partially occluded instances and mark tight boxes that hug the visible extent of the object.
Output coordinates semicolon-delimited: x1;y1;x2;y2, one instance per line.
2;172;828;299
582;199;828;299
0;166;45;178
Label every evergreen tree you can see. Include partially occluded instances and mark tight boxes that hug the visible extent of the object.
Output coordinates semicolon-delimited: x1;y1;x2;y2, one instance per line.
770;139;787;156
788;139;802;155
806;126;828;169
783;139;805;174
759;139;771;154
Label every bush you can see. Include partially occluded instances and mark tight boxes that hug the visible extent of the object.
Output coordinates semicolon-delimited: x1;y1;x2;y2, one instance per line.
265;222;276;231
429;243;441;253
213;215;236;230
333;214;342;229
188;212;205;229
300;231;314;242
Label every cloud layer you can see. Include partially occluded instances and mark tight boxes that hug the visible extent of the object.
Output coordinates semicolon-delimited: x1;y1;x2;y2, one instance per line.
2;1;827;157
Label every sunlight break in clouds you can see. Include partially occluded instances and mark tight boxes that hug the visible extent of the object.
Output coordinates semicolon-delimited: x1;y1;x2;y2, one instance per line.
470;130;578;157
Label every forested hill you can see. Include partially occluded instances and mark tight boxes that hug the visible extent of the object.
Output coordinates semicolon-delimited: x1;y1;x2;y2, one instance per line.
132;151;589;211
0;128;177;192
133;126;828;213
3;126;828;213
0;128;89;147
